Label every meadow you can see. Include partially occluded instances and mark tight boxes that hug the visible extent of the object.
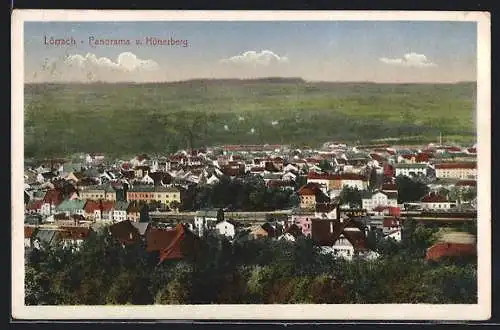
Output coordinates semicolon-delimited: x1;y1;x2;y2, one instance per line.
24;78;477;158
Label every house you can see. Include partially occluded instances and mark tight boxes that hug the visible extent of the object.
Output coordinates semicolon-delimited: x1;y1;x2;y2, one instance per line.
55;199;86;217
248;223;282;239
32;229;58;250
145;224;200;264
278;224;303;242
79;185;116;201
56;226;93;249
127;202;141;222
26;200;42;214
126;186;181;207
382;218;401;236
41;189;64;216
131;222;151;237
394;163;429;177
434;162;477;180
194;209;222;236
84;200;102;221
315;202;340;220
296;183;330;210
420;192;457;210
140;173;155;185
100;200;115;221
425;242;476;261
134;165;151;179
215;219;237;239
307;172;369;192
108;220;141;245
361;191;398;213
25;227;35;248
113;201;130;222
311;217;369;260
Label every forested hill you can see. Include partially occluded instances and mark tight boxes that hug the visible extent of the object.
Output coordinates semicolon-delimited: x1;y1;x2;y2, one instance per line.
24;79;476;158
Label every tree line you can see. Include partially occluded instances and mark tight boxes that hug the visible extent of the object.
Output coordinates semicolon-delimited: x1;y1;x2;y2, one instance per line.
25;219;477;305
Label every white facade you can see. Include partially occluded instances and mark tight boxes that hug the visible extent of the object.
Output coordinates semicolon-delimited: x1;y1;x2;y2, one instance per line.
435;167;477;180
215;220;235;239
40;203;55;216
395;166;427;177
141;174;155;185
385;229;402;242
194;215;218;236
362;192;398;212
113;210;127;222
421;201;456;210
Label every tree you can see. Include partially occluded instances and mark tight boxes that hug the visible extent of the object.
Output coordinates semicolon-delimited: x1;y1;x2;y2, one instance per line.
339;186;362;208
139;204;150;223
368;168;379;191
396;175;429;203
318;159;333;172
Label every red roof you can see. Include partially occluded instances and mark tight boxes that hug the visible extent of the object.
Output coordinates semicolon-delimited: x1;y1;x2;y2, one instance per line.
42;189;63;206
250;167;265;172
435;162;476;169
100;200;115;212
24;227;34;239
305;157;321;164
26;200;43;211
84;200;100;213
445;146;462;152
146;224;200;264
370;153;387;162
373;205;389;212
455;180;477;187
383;218;400;228
56;227;92;241
415;153;431;162
307;172;367;181
381;183;397;191
467;148;477;154
425;242;476;261
421;193;448;203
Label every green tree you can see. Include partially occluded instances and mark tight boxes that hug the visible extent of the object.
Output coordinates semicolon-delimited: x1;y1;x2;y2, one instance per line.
339;186;362;208
396;175;429;203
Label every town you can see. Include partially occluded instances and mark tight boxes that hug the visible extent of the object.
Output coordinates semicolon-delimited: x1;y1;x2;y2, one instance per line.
24;140;478;263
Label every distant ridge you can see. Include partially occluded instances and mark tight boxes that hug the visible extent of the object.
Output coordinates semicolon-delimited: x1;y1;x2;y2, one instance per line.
24;77;476;86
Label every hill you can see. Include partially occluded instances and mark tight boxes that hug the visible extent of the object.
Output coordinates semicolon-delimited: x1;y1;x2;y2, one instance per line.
24;79;477;158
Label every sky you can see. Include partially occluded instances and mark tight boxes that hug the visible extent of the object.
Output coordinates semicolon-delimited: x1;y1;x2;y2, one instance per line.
24;21;477;83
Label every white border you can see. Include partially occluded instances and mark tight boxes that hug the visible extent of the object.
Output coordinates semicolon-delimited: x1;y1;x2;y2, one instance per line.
11;10;491;321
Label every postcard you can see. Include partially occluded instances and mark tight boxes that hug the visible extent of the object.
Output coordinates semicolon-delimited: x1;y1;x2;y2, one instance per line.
11;10;491;321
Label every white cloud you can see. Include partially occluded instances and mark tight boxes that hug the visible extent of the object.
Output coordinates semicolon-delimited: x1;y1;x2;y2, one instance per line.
31;52;161;82
65;52;159;72
220;50;289;66
379;52;437;68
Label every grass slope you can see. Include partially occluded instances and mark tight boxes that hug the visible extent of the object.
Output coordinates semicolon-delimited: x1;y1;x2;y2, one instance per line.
24;78;476;158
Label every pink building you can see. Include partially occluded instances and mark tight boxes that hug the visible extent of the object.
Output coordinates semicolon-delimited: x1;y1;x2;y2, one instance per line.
291;212;314;237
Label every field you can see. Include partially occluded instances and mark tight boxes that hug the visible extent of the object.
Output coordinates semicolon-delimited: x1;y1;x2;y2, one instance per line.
24;78;477;158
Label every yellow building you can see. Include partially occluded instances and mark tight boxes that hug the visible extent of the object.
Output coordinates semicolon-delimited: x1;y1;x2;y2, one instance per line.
127;186;181;206
79;185;116;201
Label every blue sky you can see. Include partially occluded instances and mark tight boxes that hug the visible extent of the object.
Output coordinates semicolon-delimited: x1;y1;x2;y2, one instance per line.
24;21;477;83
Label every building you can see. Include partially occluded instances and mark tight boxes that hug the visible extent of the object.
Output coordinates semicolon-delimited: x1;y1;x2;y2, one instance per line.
361;191;398;213
296;183;330;210
113;201;130;222
55;199;86;217
79;185;116;201
434;162;477;180
215;219;236;239
126;186;181;206
126;202;141;222
290;210;315;237
311;218;369;260
307;172;368;192
420;192;457;210
194;209;222;236
394;163;429;177
425;242;476;261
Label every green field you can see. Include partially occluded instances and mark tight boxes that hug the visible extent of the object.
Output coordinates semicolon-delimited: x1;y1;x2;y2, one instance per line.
24;78;477;158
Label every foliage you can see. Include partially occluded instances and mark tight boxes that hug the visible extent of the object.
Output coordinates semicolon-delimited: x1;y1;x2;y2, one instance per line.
339;186;362;208
181;175;297;211
25;216;476;305
396;175;430;203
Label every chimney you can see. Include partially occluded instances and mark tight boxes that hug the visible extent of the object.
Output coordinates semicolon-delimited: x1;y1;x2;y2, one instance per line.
330;221;333;234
